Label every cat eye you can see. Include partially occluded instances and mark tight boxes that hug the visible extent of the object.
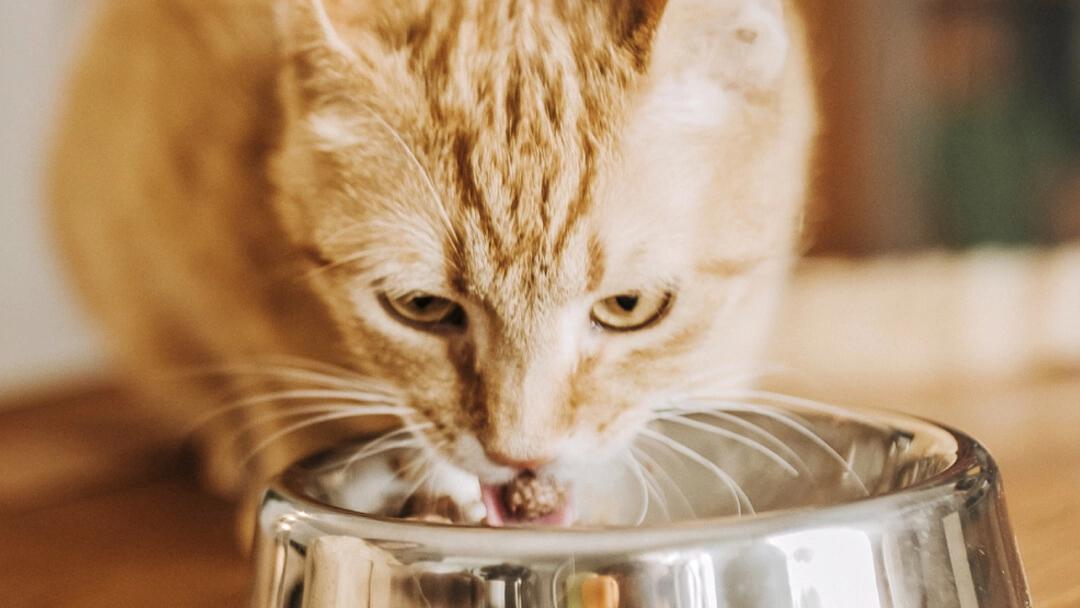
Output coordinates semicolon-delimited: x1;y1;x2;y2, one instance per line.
382;292;466;332
591;291;673;332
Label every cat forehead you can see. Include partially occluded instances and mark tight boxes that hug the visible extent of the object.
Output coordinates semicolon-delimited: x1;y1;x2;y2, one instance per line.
331;2;657;299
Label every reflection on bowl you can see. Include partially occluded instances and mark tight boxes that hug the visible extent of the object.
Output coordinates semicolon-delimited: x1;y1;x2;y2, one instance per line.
250;405;1030;607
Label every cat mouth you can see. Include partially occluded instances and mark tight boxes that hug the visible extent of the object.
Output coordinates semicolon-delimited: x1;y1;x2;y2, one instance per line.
479;471;575;527
392;460;576;527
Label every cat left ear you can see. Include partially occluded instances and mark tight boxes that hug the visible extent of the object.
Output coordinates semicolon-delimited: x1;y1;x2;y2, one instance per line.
617;0;670;63
277;0;359;108
278;0;354;59
647;0;790;93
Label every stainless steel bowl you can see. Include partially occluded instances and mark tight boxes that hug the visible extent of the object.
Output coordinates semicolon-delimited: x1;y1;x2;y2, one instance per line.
250;405;1030;607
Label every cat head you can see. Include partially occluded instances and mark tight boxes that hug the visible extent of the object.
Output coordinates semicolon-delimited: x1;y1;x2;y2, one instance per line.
270;0;814;496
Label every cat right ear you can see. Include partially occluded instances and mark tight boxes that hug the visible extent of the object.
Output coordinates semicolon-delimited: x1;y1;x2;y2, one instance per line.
646;0;790;94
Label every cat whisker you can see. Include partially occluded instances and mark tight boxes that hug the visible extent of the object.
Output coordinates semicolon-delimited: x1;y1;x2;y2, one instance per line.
640;428;753;516
666;409;812;475
211;369;376;393
302;246;419;280
336;439;427;478
636;456;673;523
172;355;388;387
317;220;370;249
239;408;416;472
355;105;456;237
624;451;662;525
398;441;449;512
220;403;391;448
237;354;377;381
334;424;435;474
631;445;692;520
186;389;404;436
630;444;678;520
709;388;887;429
651;412;799;477
226;389;401;408
668;397;869;496
170;357;400;425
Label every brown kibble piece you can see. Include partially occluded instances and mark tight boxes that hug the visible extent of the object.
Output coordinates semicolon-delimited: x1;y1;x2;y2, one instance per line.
400;494;462;523
581;575;619;608
505;471;566;520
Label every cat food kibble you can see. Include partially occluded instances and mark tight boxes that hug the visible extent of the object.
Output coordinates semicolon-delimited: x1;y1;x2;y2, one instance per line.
400;494;461;523
505;471;566;520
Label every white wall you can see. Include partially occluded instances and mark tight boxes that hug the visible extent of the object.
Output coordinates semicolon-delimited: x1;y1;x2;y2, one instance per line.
0;1;105;397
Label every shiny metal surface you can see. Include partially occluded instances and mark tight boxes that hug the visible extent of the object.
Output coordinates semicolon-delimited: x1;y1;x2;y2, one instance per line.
250;407;1030;607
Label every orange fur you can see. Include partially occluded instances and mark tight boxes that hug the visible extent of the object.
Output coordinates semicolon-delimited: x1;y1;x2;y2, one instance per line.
50;0;816;498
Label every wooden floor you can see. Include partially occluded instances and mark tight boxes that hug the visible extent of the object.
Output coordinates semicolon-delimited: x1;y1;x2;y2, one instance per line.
2;376;1078;607
0;383;249;607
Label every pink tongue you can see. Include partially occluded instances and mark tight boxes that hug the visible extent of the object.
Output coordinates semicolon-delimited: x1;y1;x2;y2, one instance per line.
480;483;575;527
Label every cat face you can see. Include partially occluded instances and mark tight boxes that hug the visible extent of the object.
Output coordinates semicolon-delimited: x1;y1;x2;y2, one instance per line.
271;0;814;494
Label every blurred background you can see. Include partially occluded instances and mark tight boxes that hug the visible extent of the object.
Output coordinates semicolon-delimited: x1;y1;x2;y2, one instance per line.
802;0;1080;254
1;1;1078;606
1;3;102;399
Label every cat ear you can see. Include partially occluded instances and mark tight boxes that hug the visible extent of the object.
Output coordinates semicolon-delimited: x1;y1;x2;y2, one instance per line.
647;0;789;93
617;0;670;61
277;0;359;108
278;0;354;57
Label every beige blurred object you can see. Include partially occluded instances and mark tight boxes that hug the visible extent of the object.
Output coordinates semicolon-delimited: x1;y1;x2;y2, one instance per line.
580;575;620;608
301;537;395;608
772;245;1080;394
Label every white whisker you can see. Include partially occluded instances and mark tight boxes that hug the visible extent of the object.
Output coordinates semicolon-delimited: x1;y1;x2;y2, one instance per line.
339;439;426;476
230;389;399;408
653;413;799;476
681;409;812;474
222;404;385;447
670;397;869;496
640;428;753;516
237;355;376;381
334;424;435;474
711;388;886;428
240;408;414;471
302;247;410;279
399;441;448;509
637;457;672;522
172;355;385;388
624;452;657;525
357;105;455;236
632;445;692;519
185;390;404;435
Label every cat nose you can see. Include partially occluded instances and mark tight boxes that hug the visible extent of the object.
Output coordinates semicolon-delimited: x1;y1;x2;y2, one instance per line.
483;448;552;471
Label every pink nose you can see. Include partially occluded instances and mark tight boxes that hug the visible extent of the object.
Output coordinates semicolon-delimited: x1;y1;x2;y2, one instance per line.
483;448;552;471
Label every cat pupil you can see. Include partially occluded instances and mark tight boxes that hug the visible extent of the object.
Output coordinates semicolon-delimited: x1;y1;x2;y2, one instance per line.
412;296;434;311
615;295;639;313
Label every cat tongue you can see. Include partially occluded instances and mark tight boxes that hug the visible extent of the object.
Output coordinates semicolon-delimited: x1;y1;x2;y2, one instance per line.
481;473;574;527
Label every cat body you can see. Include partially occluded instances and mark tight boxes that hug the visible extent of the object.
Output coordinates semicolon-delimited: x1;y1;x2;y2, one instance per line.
51;0;816;516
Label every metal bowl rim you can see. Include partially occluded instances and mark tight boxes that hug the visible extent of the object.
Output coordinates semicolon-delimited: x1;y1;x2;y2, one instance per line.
261;405;993;554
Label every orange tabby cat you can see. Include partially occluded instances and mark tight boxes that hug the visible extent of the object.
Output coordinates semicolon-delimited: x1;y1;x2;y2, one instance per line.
50;0;815;523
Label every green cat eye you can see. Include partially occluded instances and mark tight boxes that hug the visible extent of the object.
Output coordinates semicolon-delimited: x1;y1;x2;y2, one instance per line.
382;292;466;331
591;291;673;332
